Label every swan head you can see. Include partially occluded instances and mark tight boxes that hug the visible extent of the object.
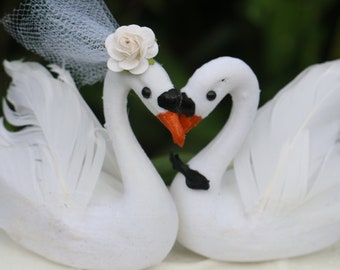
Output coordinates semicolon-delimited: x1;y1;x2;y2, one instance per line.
104;24;196;146
108;61;195;147
178;57;259;133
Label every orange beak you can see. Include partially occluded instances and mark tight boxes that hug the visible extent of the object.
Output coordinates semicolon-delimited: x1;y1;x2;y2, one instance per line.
179;114;202;134
157;111;186;147
157;112;203;147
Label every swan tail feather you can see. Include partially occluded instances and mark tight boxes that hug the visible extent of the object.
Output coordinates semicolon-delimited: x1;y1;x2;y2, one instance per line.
235;59;340;214
258;131;310;212
308;143;340;200
48;63;120;180
0;60;106;216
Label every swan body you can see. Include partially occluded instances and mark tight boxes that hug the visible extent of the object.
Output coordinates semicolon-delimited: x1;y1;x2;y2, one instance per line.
0;60;180;270
171;57;340;261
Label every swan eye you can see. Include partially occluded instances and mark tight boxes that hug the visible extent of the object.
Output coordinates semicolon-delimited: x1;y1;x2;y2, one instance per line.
142;87;152;98
206;90;216;101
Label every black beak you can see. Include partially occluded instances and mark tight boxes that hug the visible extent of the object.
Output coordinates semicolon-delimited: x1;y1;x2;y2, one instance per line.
157;88;195;117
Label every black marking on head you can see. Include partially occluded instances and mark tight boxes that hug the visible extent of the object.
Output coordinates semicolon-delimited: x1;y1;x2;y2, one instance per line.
206;90;216;101
158;89;195;116
142;87;152;98
170;152;210;190
157;88;181;111
180;93;195;117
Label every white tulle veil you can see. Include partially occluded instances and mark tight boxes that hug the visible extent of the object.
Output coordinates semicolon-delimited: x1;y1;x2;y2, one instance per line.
2;0;119;86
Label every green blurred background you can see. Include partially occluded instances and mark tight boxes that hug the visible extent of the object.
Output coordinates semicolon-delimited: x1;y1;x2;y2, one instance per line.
0;0;339;184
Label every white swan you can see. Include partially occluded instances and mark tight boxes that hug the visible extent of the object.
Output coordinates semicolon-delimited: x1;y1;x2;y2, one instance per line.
170;57;340;261
0;59;182;270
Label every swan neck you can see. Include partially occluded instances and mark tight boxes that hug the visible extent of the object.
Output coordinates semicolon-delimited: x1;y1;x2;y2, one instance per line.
103;71;163;197
192;75;259;192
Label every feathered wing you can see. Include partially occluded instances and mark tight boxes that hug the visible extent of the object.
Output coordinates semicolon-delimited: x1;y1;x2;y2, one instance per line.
47;64;120;181
0;60;108;218
234;60;340;214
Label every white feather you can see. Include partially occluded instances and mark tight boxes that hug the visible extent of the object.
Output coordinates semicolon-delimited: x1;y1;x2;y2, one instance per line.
0;60;106;217
234;60;340;213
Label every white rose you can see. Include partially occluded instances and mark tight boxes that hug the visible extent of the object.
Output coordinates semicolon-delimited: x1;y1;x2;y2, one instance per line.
105;24;159;75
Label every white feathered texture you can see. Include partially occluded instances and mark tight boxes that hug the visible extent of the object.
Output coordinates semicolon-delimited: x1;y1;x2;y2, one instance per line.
234;60;340;215
1;0;119;86
0;60;107;221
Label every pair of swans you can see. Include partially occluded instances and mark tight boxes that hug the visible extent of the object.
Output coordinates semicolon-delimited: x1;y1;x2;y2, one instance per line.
1;0;340;269
2;56;340;270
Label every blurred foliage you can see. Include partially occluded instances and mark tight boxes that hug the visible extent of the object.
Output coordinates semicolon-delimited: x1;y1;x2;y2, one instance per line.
0;0;339;184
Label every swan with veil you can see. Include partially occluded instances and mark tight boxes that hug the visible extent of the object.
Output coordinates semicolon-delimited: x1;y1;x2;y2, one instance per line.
0;0;193;269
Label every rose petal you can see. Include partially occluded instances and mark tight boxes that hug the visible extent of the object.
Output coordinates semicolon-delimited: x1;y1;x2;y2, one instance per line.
130;58;148;75
121;52;139;67
141;27;155;41
145;43;159;58
105;34;117;57
138;45;147;58
107;58;123;72
118;37;140;56
110;48;126;61
119;56;140;70
126;24;140;33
